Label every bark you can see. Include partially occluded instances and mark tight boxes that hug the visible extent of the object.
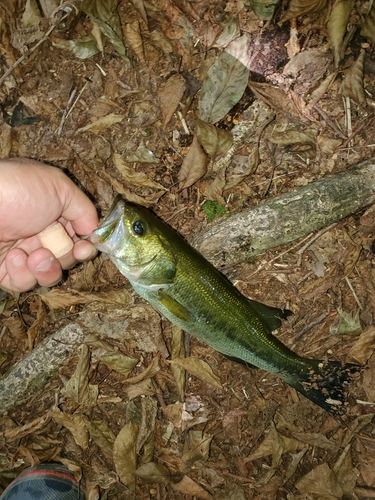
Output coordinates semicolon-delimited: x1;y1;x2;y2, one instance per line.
192;158;375;268
0;323;86;414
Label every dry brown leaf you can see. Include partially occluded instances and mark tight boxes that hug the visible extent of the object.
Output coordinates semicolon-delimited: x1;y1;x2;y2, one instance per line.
124;353;160;384
1;313;27;339
346;326;375;364
52;408;89;450
248;81;302;123
4;412;52;441
26;296;47;349
98;168;165;205
178;135;209;189
169;356;221;388
245;422;306;467
204;166;227;204
124;21;145;62
361;3;375;44
63;344;99;408
181;430;213;473
113;422;139;490
77;113;124;134
170;325;185;401
112;153;166;190
85;419;116;459
158;73;186;127
135;462;170;484
339;49;366;106
39;288;131;309
99;352;138;376
356;436;375;486
328;0;353;68
124;378;156;400
295;462;343;499
0;122;11;158
136;396;158;453
281;0;328;21
333;445;358;495
195;119;233;157
363;351;375;403
171;475;212;499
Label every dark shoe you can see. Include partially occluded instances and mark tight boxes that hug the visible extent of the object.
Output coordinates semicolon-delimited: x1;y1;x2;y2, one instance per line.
0;463;85;499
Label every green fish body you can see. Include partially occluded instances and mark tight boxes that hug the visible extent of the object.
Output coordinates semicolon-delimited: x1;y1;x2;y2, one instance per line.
89;196;356;414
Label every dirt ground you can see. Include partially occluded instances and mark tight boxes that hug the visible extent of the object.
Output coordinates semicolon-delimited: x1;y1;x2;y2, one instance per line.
1;0;375;498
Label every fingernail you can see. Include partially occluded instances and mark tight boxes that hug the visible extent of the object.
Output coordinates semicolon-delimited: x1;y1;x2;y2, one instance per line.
35;257;54;272
12;254;26;267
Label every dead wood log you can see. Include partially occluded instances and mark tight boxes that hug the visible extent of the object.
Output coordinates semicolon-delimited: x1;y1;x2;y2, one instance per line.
0;323;86;414
192;158;375;268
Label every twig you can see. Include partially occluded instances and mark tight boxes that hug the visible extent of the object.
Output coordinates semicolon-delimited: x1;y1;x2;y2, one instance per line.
55;88;77;136
313;105;346;140
0;14;68;86
345;276;363;310
296;223;337;266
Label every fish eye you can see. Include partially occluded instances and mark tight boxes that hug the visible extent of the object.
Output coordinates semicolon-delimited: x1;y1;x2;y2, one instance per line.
132;220;145;236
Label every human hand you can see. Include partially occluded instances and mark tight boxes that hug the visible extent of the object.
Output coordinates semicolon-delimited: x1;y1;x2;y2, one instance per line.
0;158;99;292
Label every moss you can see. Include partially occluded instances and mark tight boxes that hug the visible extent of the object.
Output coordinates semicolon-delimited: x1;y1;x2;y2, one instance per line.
202;200;226;222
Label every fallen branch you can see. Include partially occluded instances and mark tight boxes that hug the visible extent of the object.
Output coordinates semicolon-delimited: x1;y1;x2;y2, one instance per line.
193;158;375;268
0;323;86;414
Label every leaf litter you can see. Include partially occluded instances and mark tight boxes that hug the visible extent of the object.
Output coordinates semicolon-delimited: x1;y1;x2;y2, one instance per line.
1;0;375;498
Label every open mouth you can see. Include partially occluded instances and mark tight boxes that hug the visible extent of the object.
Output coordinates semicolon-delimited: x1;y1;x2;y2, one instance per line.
86;196;125;243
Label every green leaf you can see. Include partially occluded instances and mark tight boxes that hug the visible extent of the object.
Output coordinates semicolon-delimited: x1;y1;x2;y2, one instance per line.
198;34;250;124
52;35;100;59
195;119;233;157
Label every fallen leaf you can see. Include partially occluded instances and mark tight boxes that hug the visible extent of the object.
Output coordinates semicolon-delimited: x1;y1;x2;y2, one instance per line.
195;119;233;157
281;0;328;21
178;135;209;188
198;34;250;124
52;36;100;59
158;73;186;126
124;378;156;400
328;0;353;68
124;21;145;62
4;412;52;441
346;326;375;364
339;49;366;106
170;325;186;401
363;351;375;403
77;113;124;134
52;408;89;450
169;356;221;388
124;353;160;384
361;3;375;44
113;422;139;490
127;142;159;163
213;16;240;48
171;475;212;499
296;462;343;499
135;462;170;484
182;430;213;473
99;352;138;376
113;153;165;189
86;419;116;459
63;344;99;408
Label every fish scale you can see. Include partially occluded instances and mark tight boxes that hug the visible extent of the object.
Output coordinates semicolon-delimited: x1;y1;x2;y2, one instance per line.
89;195;358;414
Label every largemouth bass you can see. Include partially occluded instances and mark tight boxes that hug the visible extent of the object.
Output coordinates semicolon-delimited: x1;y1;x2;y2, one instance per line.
89;196;356;414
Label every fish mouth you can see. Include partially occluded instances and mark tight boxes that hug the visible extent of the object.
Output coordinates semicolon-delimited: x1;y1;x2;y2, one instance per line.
86;195;126;249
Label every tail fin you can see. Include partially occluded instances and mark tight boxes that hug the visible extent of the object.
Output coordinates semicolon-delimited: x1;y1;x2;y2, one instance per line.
281;360;359;414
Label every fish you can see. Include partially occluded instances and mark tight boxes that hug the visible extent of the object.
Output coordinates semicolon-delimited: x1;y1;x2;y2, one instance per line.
89;195;357;414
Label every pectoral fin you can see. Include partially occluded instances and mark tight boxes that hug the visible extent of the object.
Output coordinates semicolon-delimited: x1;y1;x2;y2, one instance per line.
158;291;193;322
